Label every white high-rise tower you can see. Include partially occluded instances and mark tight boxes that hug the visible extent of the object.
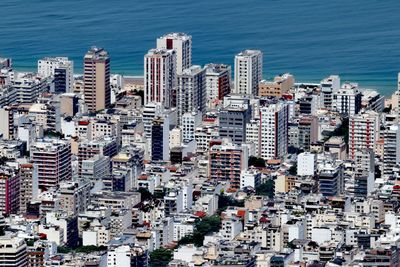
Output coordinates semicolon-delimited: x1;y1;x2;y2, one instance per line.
38;57;74;93
144;49;177;109
234;50;263;95
157;32;192;74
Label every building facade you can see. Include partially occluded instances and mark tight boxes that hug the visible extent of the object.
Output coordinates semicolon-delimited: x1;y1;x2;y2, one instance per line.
349;110;379;160
259;73;294;98
144;49;177;108
234;50;263;95
30;139;72;189
205;64;231;106
259;101;288;160
383;125;400;176
209;140;248;190
0;236;27;267
219;100;251;145
177;65;206;125
157;32;192;74
37;57;74;93
151;117;170;161
83;47;111;113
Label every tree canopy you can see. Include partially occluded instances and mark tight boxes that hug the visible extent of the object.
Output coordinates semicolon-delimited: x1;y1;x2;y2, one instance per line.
218;194;244;213
255;180;275;198
248;156;266;168
178;215;221;247
149;248;173;267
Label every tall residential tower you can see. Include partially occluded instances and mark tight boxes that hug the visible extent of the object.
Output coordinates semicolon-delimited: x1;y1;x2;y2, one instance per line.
234;50;263;95
157;32;192;74
38;57;74;93
177;65;206;125
144;49;177;108
83;47;111;113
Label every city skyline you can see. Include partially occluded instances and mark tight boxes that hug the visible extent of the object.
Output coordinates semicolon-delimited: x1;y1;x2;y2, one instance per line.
1;0;400;265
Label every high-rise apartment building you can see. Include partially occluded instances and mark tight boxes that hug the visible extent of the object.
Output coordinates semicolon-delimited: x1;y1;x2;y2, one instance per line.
107;245;148;267
12;73;50;103
37;57;74;93
81;154;110;181
19;163;38;215
0;166;20;215
219;98;251;145
177;65;206;125
30;139;72;189
324;136;347;160
78;137;118;174
333;83;362;116
298;116;318;151
59;93;79;117
259;100;288;160
246;119;261;157
297;152;316;176
195;124;220;154
209;140;248;190
299;95;318;115
0;107;14;140
83;47;111;113
143;102;164;140
0;236;27;267
181;111;202;142
0;86;17;107
349;110;380;159
318;162;344;197
383;124;400;176
205;64;231;106
354;148;375;197
157;32;192;74
144;49;177;108
151;116;170;161
234;50;263;95
320;75;340;110
59;180;91;216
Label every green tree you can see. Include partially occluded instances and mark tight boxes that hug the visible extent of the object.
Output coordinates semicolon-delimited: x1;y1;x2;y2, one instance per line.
218;194;244;212
153;189;165;199
330;117;349;148
383;104;392;113
44;130;64;139
248;156;266;168
149;248;173;267
75;245;107;253
57;246;72;254
178;216;221;247
0;157;8;166
255;180;275;198
26;239;35;246
138;188;153;202
288;164;297;175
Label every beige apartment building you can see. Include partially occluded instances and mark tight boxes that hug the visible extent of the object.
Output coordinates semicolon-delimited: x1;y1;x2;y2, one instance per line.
83;47;111;113
259;73;294;98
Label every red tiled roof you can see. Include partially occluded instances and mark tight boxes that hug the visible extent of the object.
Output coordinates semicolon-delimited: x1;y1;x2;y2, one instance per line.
237;210;246;218
78;121;90;126
194;211;207;218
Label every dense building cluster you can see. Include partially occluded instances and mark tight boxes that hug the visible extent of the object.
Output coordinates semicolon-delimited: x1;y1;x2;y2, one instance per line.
0;33;399;266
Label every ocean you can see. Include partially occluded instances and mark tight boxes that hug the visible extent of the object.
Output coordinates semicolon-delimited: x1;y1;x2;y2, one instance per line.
1;0;400;95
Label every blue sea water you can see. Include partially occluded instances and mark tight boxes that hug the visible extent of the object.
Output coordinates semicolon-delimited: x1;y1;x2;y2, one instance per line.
1;0;400;95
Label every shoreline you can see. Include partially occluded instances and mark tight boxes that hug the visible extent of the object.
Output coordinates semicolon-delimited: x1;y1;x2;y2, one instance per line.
10;65;397;97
